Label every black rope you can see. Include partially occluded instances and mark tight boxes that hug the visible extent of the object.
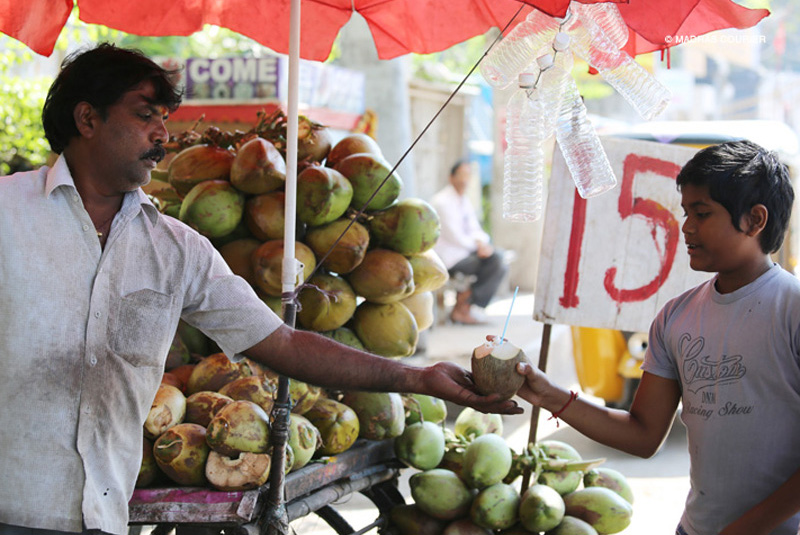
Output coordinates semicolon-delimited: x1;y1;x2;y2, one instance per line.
293;4;528;294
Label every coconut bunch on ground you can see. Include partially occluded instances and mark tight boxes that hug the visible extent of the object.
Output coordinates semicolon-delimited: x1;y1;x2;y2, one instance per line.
149;112;450;360
389;406;635;535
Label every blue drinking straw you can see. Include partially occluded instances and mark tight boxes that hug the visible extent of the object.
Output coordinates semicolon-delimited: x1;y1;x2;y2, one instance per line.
500;286;519;343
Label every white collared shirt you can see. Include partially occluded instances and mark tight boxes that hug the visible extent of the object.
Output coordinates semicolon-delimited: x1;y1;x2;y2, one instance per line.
431;184;490;269
0;156;282;535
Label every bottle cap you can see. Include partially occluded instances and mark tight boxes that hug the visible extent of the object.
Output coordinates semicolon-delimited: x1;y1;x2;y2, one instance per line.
536;54;554;70
518;72;536;86
553;32;571;52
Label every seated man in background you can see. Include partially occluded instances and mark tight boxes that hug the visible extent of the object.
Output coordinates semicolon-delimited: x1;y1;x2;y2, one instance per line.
431;159;508;324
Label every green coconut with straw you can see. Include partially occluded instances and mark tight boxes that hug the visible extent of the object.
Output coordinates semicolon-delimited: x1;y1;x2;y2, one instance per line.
470;288;528;401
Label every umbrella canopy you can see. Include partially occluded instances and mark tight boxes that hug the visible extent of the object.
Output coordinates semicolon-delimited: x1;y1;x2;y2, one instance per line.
0;0;768;61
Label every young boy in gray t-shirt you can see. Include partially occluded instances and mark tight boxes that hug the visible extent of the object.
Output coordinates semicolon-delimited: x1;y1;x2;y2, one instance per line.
517;140;800;534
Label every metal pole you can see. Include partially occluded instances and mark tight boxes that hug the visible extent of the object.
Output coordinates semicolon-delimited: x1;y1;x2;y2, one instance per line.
520;322;552;493
262;0;301;533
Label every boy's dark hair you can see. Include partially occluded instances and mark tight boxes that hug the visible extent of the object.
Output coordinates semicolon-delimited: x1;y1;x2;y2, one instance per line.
42;43;183;154
676;140;794;254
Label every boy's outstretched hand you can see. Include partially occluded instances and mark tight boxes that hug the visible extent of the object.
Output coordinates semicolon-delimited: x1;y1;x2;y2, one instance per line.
422;361;524;415
515;360;556;407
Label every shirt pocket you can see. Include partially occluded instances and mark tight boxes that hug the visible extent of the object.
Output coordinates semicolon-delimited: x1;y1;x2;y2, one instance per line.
111;289;177;367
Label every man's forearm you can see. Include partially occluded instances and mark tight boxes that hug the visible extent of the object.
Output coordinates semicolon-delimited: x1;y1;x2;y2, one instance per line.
244;324;423;393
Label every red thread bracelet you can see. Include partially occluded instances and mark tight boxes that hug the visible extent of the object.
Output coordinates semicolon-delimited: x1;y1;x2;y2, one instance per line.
547;390;578;427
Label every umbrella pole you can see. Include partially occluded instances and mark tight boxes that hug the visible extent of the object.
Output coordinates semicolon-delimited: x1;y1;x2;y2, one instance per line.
263;0;301;534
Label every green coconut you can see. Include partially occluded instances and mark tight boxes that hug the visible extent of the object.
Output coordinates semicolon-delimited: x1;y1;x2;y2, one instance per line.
368;198;441;255
296;165;353;227
351;301;419;358
334;152;403;211
206;400;271;456
297;273;357;332
179;179;245;239
304;398;360;456
341;390;405;440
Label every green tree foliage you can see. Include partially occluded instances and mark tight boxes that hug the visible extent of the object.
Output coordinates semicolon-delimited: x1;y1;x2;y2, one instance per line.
0;42;51;175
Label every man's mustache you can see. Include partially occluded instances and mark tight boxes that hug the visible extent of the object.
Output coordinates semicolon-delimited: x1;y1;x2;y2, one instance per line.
142;145;167;163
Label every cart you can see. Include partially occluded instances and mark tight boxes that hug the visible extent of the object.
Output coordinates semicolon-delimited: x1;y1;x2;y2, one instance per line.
129;439;405;535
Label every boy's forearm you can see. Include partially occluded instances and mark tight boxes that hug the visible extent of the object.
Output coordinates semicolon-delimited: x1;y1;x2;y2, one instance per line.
519;371;681;458
722;466;800;534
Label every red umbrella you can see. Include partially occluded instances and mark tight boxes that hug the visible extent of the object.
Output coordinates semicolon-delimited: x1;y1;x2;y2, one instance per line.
0;0;768;61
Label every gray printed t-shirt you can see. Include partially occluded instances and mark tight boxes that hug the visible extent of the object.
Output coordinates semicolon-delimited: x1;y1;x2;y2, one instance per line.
644;263;800;535
0;156;283;535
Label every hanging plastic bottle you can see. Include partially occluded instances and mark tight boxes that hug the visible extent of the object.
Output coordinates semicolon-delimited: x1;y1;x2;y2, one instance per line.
563;11;671;120
571;1;628;48
538;33;617;198
503;72;546;222
480;9;561;90
536;33;572;138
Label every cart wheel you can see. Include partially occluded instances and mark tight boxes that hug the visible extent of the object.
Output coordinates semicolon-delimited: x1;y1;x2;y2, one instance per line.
313;504;356;535
361;480;405;515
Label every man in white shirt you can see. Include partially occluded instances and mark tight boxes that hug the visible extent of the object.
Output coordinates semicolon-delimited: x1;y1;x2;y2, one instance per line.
0;45;522;535
431;159;507;324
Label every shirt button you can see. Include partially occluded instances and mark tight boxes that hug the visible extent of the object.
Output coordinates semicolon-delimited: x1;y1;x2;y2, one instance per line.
94;311;101;318
90;357;97;366
73;195;79;202
82;224;90;231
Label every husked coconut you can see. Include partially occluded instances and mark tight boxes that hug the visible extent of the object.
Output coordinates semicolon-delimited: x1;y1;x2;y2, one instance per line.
143;384;186;439
205;450;271;491
470;340;528;401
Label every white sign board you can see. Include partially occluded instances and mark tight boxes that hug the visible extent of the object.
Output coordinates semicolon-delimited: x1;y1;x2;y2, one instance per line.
533;136;712;333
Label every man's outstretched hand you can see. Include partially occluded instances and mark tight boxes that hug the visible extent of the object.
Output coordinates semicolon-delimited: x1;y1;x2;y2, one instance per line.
419;361;524;415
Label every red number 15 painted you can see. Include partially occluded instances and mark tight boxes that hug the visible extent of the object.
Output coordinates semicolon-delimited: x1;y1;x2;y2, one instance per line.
559;154;683;309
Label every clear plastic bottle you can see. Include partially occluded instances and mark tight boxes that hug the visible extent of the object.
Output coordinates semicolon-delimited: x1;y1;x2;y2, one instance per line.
536;33;572;138
503;73;546;222
480;9;561;89
571;1;628;48
563;13;671;120
538;33;617;198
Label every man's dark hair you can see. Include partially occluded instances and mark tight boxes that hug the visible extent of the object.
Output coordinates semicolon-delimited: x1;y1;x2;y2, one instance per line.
676;139;794;254
42;43;183;154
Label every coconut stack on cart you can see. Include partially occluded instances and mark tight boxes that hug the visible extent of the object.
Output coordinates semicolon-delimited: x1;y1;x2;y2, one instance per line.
131;111;452;534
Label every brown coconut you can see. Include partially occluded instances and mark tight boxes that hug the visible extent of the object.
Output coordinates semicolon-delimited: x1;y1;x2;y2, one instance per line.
186;353;252;395
245;191;286;241
325;133;383;168
230;137;286;194
185;391;234;427
346;248;415;304
168;144;235;197
470;340;528;401
152;423;210;487
304;217;370;274
219;238;262;286
252;240;317;297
